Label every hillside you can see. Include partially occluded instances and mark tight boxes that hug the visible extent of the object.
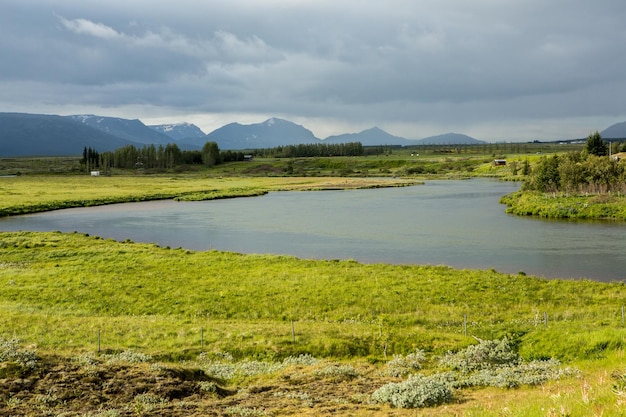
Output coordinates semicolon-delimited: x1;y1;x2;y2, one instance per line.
148;122;205;141
601;121;626;139
202;117;320;149
67;115;172;145
0;113;134;157
0;111;497;157
323;127;413;146
416;132;485;145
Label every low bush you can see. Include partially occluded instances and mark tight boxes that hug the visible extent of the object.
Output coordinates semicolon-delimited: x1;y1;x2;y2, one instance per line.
372;374;453;408
439;337;519;372
0;337;39;377
383;349;426;377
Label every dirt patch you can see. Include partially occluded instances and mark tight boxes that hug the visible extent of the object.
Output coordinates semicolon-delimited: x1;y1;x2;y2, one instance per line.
0;354;454;416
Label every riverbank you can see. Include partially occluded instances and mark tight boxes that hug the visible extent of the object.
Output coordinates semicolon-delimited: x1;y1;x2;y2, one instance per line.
501;190;626;220
0;175;419;217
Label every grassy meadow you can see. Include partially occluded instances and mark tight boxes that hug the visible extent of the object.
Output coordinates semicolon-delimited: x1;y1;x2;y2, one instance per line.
0;174;418;216
3;149;626;415
2;230;626;415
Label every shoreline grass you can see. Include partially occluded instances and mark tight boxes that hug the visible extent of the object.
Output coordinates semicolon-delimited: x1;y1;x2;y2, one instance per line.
0;175;419;217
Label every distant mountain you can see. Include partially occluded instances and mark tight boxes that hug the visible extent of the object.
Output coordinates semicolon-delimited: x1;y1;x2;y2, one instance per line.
601;121;626;139
148;123;205;141
415;133;485;145
66;115;172;145
203;117;320;150
323;127;414;146
0;112;487;157
0;112;135;157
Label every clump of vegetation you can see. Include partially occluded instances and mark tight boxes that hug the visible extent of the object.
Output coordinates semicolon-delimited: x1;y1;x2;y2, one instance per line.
0;337;39;377
372;374;453;408
382;349;426;377
439;337;520;372
372;338;577;409
102;350;153;364
313;364;359;381
198;352;321;381
437;338;576;389
499;132;626;220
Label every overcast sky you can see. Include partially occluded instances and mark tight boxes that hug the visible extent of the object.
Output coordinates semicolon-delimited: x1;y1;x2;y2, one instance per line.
1;0;625;141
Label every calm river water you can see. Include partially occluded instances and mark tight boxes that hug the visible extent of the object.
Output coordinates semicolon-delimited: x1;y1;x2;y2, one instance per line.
2;179;625;281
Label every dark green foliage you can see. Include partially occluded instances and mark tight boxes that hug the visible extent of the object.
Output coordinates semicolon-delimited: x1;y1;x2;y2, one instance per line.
585;131;608;156
529;155;560;192
201;141;221;167
257;142;365;158
525;151;625;194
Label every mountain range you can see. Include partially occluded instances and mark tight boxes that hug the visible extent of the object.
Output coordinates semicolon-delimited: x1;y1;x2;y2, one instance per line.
6;112;625;157
601;121;626;139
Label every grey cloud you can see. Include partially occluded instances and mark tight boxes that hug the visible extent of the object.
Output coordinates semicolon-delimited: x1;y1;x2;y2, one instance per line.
1;0;626;140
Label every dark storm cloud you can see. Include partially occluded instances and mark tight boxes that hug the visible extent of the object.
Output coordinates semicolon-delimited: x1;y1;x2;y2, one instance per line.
1;0;625;140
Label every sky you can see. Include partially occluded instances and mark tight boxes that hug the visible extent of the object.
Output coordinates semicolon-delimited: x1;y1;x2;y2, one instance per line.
1;0;626;142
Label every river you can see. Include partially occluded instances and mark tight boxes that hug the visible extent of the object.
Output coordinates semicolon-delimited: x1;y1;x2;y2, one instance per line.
1;179;625;281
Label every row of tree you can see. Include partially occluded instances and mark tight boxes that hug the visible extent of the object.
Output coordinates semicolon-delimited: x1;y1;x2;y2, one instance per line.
254;142;366;158
526;132;626;193
81;142;247;171
81;141;371;171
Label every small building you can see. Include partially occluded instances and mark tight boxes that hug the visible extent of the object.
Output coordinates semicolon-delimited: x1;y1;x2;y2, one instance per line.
493;159;507;166
243;155;254;162
90;171;100;176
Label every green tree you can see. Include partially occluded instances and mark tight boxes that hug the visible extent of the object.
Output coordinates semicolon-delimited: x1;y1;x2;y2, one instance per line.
201;141;221;167
164;143;182;169
530;155;560;192
585;131;608;156
557;152;586;193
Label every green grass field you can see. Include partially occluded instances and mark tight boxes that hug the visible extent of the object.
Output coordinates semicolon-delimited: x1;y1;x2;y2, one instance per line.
2;230;626;415
3;160;626;415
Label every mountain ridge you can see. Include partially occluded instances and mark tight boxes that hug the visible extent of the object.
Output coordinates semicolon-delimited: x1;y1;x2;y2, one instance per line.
148;122;205;141
67;115;172;145
6;111;620;157
601;121;626;139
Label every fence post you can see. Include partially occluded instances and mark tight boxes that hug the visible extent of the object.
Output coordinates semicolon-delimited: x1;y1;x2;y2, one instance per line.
97;329;101;353
291;320;295;343
201;327;204;350
544;312;548;328
622;306;624;326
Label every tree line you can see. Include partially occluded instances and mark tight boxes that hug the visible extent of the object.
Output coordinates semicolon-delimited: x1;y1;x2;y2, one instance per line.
253;142;366;158
81;141;369;172
81;142;246;171
525;132;626;193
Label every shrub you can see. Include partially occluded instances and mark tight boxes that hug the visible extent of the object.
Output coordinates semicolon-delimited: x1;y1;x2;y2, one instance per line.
102;350;153;364
237;359;282;377
439;338;519;372
204;362;236;380
460;359;575;388
372;374;453;408
0;337;39;376
436;339;577;389
383;349;426;377
281;353;319;367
